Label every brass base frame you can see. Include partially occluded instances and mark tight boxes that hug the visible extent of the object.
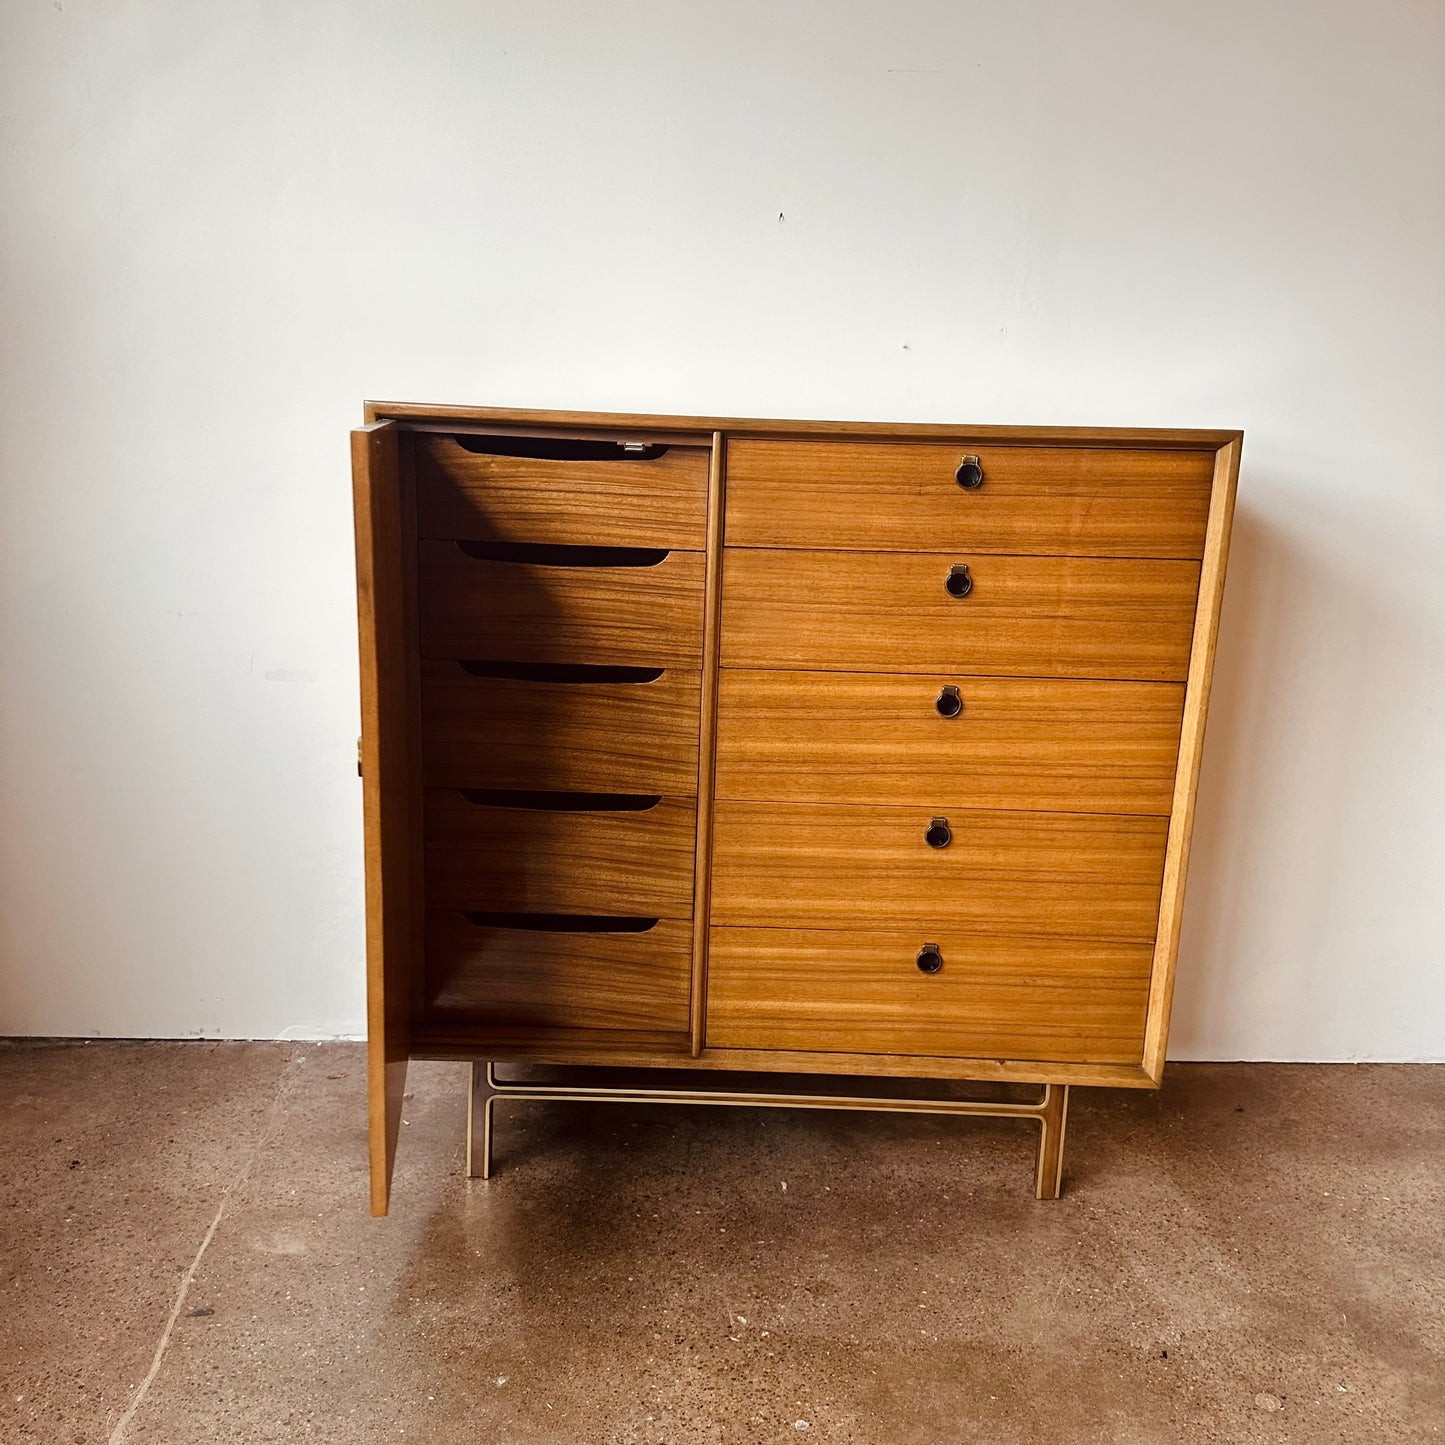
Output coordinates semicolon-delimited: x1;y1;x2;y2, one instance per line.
467;1062;1069;1199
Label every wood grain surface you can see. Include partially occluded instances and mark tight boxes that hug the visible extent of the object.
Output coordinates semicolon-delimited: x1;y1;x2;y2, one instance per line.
420;659;700;794
354;404;1242;1147
367;400;1241;451
710;800;1169;940
425;912;691;1033
690;435;728;1053
715;669;1185;815
706;926;1151;1062
414;432;709;549
410;1024;1155;1088
721;548;1200;680
352;421;415;1215
419;541;706;666
724;440;1215;556
1143;435;1243;1078
425;788;697;917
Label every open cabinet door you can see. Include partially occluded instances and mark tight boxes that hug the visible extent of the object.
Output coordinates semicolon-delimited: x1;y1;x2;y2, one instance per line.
352;421;418;1215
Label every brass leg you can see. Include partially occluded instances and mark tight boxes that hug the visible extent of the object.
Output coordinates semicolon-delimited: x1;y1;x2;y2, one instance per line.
466;1062;496;1180
1034;1083;1069;1200
465;1065;1070;1198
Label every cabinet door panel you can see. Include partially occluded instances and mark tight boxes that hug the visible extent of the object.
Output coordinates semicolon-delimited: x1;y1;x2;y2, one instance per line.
352;421;419;1217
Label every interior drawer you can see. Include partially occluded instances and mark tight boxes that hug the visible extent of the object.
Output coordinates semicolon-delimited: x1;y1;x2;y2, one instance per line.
710;800;1169;941
418;541;705;667
425;788;696;917
721;548;1199;681
426;911;692;1032
715;670;1184;815
421;659;701;794
724;440;1214;557
706;926;1151;1063
415;432;710;549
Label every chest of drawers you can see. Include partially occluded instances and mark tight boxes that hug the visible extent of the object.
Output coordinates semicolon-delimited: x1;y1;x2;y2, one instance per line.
353;405;1240;1214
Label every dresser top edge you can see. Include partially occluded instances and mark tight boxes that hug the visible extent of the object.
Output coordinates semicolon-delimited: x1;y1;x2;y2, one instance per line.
362;402;1243;450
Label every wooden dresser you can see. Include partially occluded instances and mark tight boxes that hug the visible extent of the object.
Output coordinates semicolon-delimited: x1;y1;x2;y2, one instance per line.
353;404;1240;1214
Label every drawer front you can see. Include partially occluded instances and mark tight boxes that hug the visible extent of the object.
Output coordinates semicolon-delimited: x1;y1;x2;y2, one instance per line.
707;927;1151;1063
419;542;705;666
425;789;696;916
710;800;1169;941
426;912;691;1032
715;670;1184;815
415;433;710;549
725;440;1214;557
722;549;1199;681
421;660;701;794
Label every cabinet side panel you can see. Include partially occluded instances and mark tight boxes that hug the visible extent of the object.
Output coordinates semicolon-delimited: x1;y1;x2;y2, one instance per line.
353;421;415;1215
1142;438;1242;1079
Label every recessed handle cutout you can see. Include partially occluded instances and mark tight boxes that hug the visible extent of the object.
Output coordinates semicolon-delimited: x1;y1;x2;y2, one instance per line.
457;660;664;685
462;911;660;933
450;435;671;462
456;540;668;567
458;788;662;812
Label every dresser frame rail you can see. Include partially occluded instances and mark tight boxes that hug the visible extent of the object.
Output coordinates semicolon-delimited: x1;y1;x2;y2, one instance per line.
466;1061;1069;1199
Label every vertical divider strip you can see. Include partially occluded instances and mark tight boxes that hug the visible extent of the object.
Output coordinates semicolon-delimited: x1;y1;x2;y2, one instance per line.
689;432;727;1054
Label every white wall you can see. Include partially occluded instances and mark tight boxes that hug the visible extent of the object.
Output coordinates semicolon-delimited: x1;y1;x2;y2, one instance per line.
1;1;1441;1057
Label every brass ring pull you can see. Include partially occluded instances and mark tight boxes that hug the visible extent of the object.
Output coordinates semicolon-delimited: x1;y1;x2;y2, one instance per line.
955;454;984;489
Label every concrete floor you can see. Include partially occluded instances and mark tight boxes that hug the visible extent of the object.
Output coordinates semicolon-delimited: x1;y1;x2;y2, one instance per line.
1;1044;1441;1444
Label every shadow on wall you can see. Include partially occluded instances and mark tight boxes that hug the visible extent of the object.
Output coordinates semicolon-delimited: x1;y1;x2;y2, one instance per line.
1169;478;1439;1061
